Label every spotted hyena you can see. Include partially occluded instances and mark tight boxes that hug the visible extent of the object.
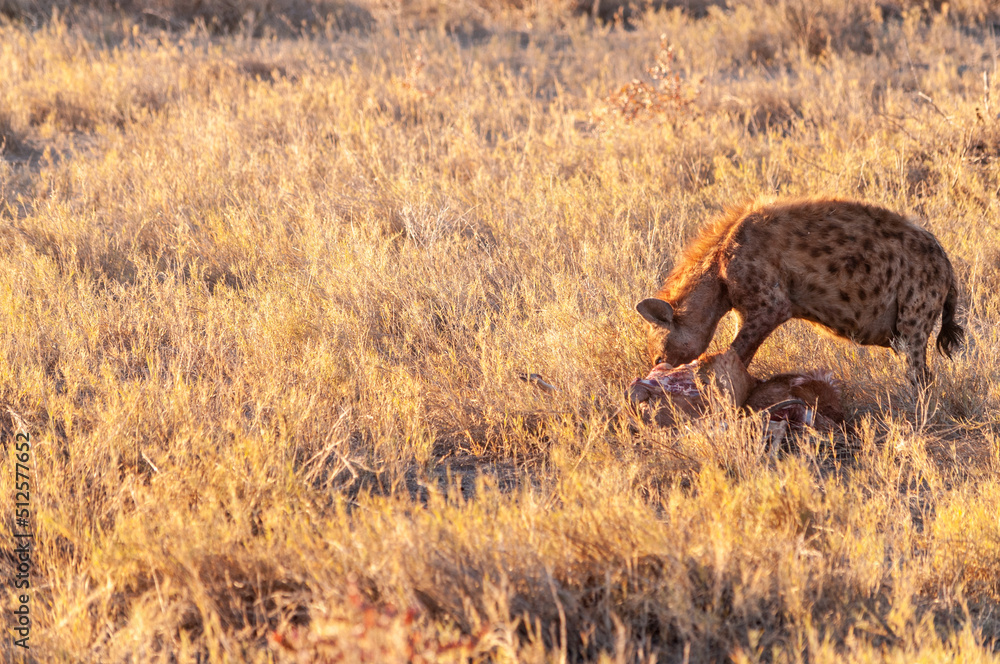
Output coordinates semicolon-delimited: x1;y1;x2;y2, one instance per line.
636;198;964;384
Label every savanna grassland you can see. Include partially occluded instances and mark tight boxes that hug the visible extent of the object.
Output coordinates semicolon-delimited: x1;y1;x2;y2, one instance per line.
1;0;1000;662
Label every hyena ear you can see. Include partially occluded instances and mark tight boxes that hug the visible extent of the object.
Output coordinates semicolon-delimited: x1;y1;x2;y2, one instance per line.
636;298;674;328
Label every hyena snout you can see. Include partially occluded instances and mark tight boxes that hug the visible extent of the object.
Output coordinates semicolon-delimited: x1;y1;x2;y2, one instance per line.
638;298;702;366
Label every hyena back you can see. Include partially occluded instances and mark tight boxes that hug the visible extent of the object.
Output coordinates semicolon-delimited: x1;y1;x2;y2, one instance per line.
636;198;963;384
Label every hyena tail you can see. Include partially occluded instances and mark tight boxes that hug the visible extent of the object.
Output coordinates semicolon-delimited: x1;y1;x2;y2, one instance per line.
936;282;964;359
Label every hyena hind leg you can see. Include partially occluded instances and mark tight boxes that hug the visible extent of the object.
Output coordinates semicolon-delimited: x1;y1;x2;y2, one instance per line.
892;323;934;386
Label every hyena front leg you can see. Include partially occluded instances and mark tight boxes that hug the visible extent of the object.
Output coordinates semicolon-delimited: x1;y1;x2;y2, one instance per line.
724;262;794;367
729;295;792;367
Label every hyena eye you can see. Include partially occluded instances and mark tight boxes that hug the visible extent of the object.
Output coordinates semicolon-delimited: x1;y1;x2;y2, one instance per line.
654;355;665;366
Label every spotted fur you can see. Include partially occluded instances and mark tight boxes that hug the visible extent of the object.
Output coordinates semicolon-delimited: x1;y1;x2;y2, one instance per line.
636;198;964;384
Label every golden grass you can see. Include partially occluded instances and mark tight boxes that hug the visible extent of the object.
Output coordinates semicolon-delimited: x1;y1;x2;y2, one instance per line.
1;1;999;662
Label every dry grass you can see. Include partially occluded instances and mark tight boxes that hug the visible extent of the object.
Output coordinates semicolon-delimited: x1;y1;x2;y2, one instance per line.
0;0;375;33
1;1;1000;662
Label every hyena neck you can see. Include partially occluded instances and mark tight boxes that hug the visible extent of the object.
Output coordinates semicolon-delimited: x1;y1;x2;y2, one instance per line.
661;269;731;356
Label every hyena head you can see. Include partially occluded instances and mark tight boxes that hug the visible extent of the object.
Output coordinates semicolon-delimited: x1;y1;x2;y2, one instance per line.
636;298;705;367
